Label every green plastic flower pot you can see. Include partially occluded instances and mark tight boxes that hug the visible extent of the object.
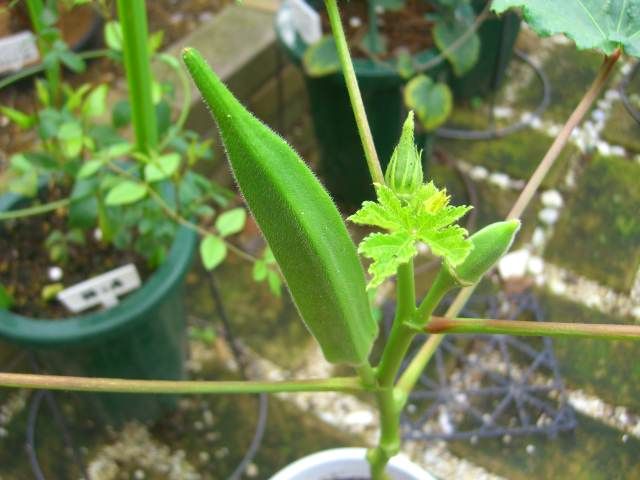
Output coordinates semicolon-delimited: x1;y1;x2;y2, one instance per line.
0;191;197;424
450;2;521;99
275;2;442;207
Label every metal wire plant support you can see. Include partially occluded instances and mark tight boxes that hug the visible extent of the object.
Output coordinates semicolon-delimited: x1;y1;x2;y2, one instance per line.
619;60;640;125
392;291;576;442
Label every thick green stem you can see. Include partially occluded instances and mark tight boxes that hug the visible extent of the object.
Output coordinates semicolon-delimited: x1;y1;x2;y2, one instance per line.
26;0;61;105
116;0;158;154
376;266;449;387
324;0;384;185
426;316;640;340
368;387;401;480
398;49;623;398
0;372;366;395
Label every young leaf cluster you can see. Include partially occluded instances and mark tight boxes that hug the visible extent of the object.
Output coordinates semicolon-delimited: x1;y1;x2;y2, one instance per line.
349;182;472;288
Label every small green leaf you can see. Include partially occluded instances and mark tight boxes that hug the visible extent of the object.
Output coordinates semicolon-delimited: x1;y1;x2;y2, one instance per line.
144;153;181;182
404;75;453;131
57;122;84;157
65;83;92;111
105;181;147;205
82;84;109;118
358;231;418;289
253;260;268;281
433;6;480;76
0;106;35;129
215;208;246;237
267;270;282;296
303;36;340;77
78;159;103;178
200;235;227;270
0;284;14;309
59;48;86;73
104;21;123;51
35;79;50;107
42;283;64;302
103;142;133;159
396;50;415;79
492;0;640;57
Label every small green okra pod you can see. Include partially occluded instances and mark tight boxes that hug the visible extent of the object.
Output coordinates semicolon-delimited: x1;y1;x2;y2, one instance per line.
183;48;377;366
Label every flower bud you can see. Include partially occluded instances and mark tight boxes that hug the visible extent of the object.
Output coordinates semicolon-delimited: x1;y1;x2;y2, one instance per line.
446;220;521;285
385;111;423;197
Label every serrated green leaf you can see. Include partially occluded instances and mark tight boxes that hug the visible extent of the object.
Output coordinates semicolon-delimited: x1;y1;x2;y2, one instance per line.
404;75;453;131
358;232;418;289
82;84;109;118
350;182;472;287
78;159;103;178
215;208;246;237
303;36;340;77
492;0;640;57
200;235;227;270
144;153;181;182
433;8;480;76
105;181;147;205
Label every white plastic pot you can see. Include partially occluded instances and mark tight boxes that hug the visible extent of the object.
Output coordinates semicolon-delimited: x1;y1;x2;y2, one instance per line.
270;448;435;480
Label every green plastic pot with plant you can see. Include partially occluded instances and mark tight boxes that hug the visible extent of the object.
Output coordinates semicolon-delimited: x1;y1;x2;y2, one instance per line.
0;0;279;422
1;0;640;476
276;0;515;205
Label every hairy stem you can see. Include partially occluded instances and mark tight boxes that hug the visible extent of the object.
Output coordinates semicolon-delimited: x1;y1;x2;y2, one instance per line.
426;316;640;340
398;49;622;397
0;372;366;395
0;198;70;221
324;0;384;185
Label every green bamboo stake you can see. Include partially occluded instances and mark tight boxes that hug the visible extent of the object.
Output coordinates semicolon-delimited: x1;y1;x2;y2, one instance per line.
116;0;158;154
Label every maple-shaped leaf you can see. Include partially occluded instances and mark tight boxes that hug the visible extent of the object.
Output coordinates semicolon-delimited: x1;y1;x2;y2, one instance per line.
492;0;640;57
349;183;473;288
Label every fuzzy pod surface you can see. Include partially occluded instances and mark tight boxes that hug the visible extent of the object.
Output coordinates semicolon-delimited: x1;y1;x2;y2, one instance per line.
183;48;377;365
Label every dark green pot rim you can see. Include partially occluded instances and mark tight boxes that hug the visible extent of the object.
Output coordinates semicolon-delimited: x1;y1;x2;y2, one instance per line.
274;2;440;84
0;192;197;348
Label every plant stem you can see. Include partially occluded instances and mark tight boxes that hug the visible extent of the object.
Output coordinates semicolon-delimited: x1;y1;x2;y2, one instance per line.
0;198;70;221
116;0;158;154
25;0;61;105
376;267;448;387
426;316;640;340
158;54;193;150
368;387;401;480
0;372;366;395
397;49;623;398
324;0;384;185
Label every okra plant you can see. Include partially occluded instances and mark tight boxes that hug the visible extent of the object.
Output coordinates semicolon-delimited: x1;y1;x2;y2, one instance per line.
2;1;640;479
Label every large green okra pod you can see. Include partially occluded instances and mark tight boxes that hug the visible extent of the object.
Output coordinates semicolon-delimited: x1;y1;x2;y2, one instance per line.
183;48;377;365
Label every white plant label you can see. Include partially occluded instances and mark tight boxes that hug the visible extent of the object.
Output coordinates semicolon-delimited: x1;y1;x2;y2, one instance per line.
57;264;142;313
0;31;39;75
286;0;322;45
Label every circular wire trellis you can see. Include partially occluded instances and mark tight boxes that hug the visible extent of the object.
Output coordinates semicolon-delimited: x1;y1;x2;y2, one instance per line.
436;49;552;141
619;60;640;125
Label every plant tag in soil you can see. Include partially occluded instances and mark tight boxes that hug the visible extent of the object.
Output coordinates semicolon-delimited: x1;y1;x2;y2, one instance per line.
0;31;39;75
285;0;321;45
57;264;141;313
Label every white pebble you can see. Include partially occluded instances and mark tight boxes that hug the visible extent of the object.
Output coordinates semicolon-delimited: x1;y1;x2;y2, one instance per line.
622;434;629;443
348;16;362;28
526;444;536;454
531;227;547;249
597;141;612;157
541;190;563;209
489;172;511;189
469;165;488;181
592;109;606;122
246;463;259;477
0;427;7;438
610;145;626;157
134;469;145;480
538;208;559;226
48;266;63;281
527;256;544;275
93;228;103;241
498;249;531;279
375;5;384;14
345;410;375;426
